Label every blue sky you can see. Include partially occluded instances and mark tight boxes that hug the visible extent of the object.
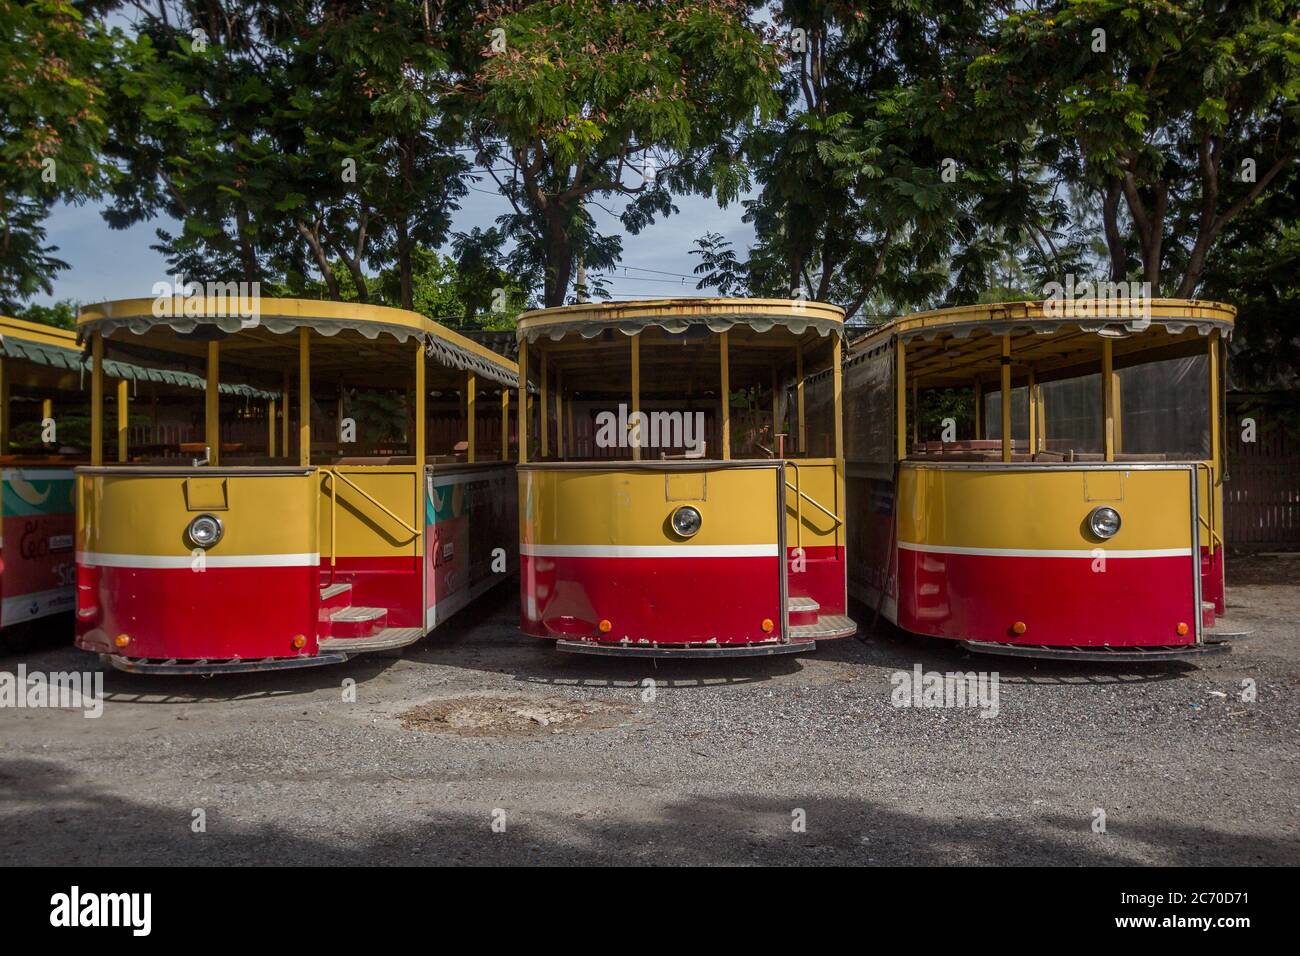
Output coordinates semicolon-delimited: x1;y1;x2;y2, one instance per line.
34;176;756;308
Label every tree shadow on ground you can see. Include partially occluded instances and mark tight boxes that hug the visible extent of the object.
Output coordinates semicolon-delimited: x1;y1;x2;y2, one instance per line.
1;756;1293;866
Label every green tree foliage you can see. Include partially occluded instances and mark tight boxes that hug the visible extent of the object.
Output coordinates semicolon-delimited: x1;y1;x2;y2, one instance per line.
968;0;1300;295
462;0;781;306
0;0;115;309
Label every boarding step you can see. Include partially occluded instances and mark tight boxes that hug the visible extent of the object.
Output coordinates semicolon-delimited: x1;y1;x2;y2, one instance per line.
327;605;388;639
1201;600;1216;629
786;595;820;626
318;627;423;655
319;583;353;609
789;614;856;641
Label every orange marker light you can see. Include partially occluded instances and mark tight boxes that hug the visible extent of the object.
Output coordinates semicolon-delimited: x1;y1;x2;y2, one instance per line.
1176;622;1189;636
1011;621;1028;636
598;619;612;634
113;634;130;648
761;618;774;633
291;635;307;649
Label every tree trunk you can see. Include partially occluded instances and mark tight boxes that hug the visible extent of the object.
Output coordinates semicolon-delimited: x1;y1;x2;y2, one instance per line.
1102;179;1126;281
296;219;339;300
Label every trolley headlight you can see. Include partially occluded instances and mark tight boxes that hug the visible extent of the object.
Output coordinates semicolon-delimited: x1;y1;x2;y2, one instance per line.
187;513;224;549
1087;506;1121;540
670;505;702;538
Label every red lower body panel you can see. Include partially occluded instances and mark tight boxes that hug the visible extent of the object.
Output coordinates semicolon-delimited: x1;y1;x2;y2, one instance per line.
897;547;1198;647
521;554;782;645
76;563;320;660
785;544;846;618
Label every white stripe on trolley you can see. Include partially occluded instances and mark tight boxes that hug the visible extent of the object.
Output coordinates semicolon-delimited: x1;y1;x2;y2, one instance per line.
897;541;1191;559
76;551;320;569
520;543;779;559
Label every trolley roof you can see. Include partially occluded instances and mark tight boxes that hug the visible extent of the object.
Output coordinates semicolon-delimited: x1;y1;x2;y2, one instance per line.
77;297;518;389
848;298;1236;389
516;298;845;344
852;298;1235;349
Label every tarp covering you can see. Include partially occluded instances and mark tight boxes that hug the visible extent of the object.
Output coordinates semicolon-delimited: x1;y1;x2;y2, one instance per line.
0;331;279;400
519;310;843;344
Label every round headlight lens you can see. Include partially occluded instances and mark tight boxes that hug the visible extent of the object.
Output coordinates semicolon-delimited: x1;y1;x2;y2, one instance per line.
1087;506;1121;539
670;505;702;538
187;514;224;549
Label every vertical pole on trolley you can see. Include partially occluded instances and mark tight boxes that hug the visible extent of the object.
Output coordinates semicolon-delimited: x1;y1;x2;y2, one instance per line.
894;337;906;462
298;327;311;467
719;331;730;461
973;379;983;441
1112;365;1123;454
1027;367;1036;455
539;348;549;458
501;387;510;461
91;333;104;466
281;368;290;459
268;396;277;457
832;336;843;460
466;370;476;464
1102;337;1115;463
911;378;919;448
414;341;426;561
554;369;563;460
1000;334;1012;463
116;379;129;462
41;398;53;445
771;364;780;454
206;340;220;466
631;334;641;461
1207;328;1221;555
796;345;806;454
517;338;528;464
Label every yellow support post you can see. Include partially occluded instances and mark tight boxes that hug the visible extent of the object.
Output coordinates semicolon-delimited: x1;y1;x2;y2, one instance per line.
895;338;907;461
1208;329;1220;476
719;331;730;460
554;369;562;460
501;388;510;461
832;336;843;460
41;398;53;446
1102;338;1115;462
466;371;476;464
796;345;806;454
415;342;426;466
631;335;641;461
298;327;311;467
116;379;128;462
1000;334;1012;463
1027;368;1036;455
91;334;104;465
205;341;220;465
414;341;426;559
539;351;549;458
281;369;290;458
517;338;528;464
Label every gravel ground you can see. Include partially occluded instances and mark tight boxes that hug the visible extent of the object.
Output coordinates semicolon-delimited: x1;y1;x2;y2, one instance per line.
2;559;1297;866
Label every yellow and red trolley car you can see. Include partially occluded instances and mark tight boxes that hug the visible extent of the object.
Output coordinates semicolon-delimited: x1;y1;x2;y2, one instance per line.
844;298;1234;661
517;298;855;657
73;297;518;674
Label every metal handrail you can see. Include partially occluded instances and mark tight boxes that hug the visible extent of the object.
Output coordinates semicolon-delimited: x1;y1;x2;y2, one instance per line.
320;468;420;579
1195;460;1222;554
784;460;843;550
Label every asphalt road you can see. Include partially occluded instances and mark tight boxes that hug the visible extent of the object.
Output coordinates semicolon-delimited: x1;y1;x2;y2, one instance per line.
2;560;1297;866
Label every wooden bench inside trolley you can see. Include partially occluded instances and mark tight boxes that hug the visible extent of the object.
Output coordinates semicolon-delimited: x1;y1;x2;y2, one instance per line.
844;298;1235;662
73;297;518;674
516;298;855;657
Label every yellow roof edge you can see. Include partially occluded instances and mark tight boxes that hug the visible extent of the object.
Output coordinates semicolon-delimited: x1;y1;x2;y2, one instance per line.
518;297;845;332
75;296;515;374
851;298;1237;351
0;314;80;349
